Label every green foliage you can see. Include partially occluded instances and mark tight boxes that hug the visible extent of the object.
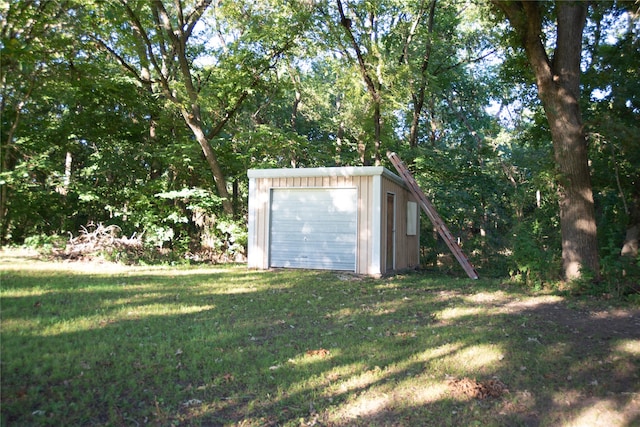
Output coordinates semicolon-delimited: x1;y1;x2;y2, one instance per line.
593;239;640;298
149;187;246;262
22;234;66;251
1;0;638;291
209;218;248;261
509;213;562;287
155;188;223;213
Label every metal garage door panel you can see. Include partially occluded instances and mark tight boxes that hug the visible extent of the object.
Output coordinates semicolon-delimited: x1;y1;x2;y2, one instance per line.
270;188;357;271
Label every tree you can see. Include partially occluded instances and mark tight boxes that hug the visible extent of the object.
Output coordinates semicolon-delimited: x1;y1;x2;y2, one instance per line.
87;0;313;215
1;0;79;243
331;0;387;165
582;4;640;261
491;1;599;280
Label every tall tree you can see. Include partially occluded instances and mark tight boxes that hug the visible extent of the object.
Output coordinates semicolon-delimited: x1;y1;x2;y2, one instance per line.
88;0;312;215
333;0;385;165
491;1;599;280
401;0;437;148
0;0;76;243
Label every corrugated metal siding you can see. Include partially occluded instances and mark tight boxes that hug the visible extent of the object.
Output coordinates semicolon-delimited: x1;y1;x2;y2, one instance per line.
247;176;270;269
381;175;420;272
269;188;357;270
248;175;374;274
357;175;372;274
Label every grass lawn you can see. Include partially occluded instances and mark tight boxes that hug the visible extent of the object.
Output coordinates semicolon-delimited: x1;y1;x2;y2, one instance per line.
1;250;639;426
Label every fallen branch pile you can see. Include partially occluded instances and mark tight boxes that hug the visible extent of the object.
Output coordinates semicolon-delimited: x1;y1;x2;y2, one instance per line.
55;223;144;261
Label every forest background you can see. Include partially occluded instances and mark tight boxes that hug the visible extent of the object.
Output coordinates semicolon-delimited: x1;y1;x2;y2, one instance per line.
1;0;638;294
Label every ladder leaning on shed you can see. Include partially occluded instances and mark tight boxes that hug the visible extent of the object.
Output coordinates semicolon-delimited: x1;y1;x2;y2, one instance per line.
387;151;479;280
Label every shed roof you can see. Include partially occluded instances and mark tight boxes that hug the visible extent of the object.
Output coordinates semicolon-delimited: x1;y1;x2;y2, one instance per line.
247;166;406;187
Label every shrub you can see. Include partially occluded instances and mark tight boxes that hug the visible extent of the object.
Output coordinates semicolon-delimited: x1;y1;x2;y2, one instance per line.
509;217;562;287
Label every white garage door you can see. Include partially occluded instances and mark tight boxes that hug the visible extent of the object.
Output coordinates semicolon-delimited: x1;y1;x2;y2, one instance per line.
269;188;357;271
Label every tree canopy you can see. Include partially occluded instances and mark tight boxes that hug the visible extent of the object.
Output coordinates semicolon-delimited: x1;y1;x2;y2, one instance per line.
1;0;638;289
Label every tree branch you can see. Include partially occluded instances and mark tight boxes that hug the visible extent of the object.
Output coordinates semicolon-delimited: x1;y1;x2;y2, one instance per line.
91;36;144;83
491;1;552;91
184;0;212;39
336;0;379;100
117;0;176;101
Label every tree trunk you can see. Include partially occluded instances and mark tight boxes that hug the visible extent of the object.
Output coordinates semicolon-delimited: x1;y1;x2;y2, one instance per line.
407;0;437;147
550;99;600;279
623;225;639;258
621;179;640;258
335;96;344;165
337;0;383;165
181;109;234;216
493;1;599;280
289;66;301;168
373;93;382;165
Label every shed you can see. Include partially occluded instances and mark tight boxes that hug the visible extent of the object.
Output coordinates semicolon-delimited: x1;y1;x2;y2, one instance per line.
247;166;420;276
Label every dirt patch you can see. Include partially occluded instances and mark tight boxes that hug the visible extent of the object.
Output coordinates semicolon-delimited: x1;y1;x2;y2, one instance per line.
518;297;640;358
532;301;639;336
447;377;509;400
498;297;640;426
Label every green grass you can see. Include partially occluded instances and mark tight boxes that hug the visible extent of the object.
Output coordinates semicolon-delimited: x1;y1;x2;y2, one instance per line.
1;254;639;426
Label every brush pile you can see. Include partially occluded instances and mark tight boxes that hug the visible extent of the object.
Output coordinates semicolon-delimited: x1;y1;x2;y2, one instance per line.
55;223;144;262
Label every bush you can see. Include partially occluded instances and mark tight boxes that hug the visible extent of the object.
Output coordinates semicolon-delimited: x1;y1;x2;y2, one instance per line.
23;234;66;250
508;217;562;287
598;253;640;297
188;217;247;263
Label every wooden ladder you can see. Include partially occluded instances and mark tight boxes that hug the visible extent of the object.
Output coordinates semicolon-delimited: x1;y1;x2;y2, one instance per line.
387;151;479;279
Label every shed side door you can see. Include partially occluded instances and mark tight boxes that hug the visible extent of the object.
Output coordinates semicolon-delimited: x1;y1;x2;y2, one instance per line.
269;188;357;271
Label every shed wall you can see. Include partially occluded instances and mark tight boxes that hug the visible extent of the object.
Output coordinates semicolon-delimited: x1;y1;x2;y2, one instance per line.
380;175;420;272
